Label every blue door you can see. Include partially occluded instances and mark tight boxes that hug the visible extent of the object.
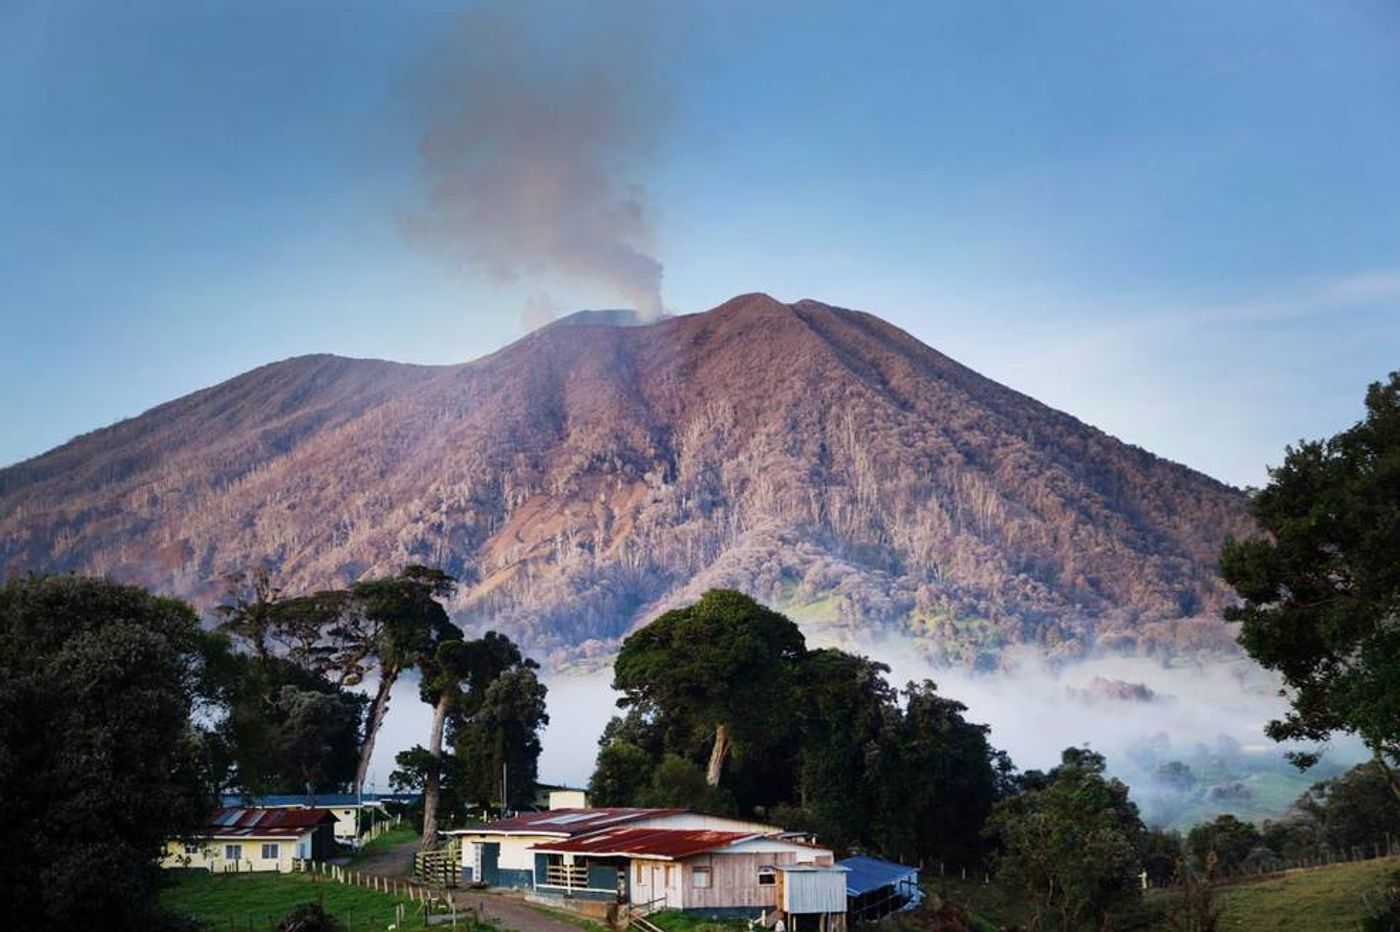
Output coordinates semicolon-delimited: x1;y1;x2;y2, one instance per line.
481;842;500;886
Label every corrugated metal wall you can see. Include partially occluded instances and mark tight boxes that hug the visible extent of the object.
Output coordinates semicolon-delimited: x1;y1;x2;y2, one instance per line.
780;868;846;914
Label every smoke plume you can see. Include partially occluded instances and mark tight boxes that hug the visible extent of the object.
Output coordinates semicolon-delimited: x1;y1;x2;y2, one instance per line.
405;2;667;322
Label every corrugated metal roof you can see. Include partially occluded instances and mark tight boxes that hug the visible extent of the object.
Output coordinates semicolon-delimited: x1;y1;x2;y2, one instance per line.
219;793;415;808
446;808;684;838
200;807;337;838
836;855;919;896
530;827;755;860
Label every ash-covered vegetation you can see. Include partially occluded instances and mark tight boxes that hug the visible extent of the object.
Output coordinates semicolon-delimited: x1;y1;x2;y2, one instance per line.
0;295;1251;666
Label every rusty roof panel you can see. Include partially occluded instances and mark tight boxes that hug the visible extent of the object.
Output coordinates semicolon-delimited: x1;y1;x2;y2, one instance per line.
452;808;685;837
203;807;336;837
530;827;755;860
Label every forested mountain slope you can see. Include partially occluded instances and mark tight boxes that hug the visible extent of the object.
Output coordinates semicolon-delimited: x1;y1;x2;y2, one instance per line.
0;294;1252;665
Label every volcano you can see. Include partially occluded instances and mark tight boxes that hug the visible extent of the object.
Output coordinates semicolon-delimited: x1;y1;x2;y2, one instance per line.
0;293;1252;666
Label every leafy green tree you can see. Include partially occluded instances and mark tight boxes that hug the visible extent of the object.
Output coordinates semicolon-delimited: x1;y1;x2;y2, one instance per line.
1295;763;1400;852
214;567;283;664
1186;814;1261;875
1140;827;1185;886
613;589;806;787
0;575;213;931
793;650;898;848
985;748;1144;932
590;736;656;807
409;631;537;845
638;753;736;812
895;681;1001;868
270;588;355;677
1220;372;1400;799
201;629;365;794
347;566;458;793
452;665;550;810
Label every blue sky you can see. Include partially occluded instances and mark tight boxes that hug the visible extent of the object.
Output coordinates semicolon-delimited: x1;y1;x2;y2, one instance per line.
3;0;1398;486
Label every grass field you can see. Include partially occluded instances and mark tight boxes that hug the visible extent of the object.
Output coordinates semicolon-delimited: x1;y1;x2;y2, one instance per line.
648;910;750;931
345;823;418;866
1146;856;1399;932
923;857;1398;931
159;870;479;931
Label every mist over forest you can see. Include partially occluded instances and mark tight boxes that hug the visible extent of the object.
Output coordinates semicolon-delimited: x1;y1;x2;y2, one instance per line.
368;634;1366;831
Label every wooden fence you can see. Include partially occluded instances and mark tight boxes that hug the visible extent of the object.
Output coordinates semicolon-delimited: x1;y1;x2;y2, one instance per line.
292;858;454;910
413;845;460;888
355;813;402;848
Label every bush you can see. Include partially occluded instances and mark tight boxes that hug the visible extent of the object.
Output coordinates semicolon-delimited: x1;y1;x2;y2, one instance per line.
275;902;343;932
1362;871;1400;932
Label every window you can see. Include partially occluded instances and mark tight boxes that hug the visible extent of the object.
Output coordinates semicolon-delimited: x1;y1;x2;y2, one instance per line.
183;843;200;855
261;843;279;860
692;867;712;889
224;844;242;861
758;867;776;886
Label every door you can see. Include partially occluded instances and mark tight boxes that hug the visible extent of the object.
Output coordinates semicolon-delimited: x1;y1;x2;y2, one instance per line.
480;842;500;886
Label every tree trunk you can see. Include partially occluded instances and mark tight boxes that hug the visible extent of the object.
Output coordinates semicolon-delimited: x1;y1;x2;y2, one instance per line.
1373;748;1400;804
706;722;731;787
420;691;452;850
354;661;400;795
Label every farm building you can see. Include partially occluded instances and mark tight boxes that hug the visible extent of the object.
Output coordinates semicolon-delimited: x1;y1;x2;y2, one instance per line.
776;863;849;931
218;792;412;846
533;826;835;914
443;806;834;920
162;807;337;873
837;855;920;923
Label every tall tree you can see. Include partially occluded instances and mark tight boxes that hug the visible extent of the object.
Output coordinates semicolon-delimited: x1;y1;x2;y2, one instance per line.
0;575;213;931
613;589;806;787
454;665;550;809
793;649;898;847
895;681;1000;867
348;565;457;794
1220;372;1400;800
415;631;535;847
214;567;283;664
985;749;1144;932
207;644;366;795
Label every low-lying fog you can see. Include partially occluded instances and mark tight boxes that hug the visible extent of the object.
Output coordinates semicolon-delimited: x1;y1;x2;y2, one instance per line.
366;640;1365;829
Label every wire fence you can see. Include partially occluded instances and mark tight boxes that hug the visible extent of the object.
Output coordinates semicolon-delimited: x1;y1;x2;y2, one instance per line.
1152;835;1400;890
214;906;438;931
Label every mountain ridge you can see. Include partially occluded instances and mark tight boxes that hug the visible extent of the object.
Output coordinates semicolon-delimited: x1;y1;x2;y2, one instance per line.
0;293;1252;666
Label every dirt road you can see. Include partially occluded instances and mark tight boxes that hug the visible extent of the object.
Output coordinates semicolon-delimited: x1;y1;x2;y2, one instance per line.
354;836;588;932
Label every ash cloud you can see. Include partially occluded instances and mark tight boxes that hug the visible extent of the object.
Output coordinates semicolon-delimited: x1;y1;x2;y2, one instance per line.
404;1;668;324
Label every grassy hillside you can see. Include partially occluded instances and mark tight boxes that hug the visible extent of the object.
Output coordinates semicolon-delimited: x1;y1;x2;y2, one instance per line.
1147;857;1399;931
159;871;478;930
917;857;1397;931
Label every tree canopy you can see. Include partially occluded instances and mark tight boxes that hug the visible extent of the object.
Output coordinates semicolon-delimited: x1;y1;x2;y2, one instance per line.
393;629;548;836
613;588;806;786
595;588;1008;865
1220;371;1400;798
984;748;1145;932
0;575;213;931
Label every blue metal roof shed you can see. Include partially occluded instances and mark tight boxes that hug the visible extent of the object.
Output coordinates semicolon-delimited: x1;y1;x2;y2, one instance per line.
837;855;920;922
838;855;917;896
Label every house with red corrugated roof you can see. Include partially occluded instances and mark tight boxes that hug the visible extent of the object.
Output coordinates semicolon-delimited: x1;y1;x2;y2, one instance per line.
442;806;837;922
161;807;337;873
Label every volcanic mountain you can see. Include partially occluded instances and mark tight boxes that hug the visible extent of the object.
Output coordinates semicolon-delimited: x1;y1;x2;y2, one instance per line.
0;294;1252;666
